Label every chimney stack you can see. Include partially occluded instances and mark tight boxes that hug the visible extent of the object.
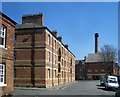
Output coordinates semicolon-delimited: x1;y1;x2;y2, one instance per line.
52;31;58;38
58;36;62;42
65;44;68;49
22;13;44;26
95;33;99;53
84;56;86;61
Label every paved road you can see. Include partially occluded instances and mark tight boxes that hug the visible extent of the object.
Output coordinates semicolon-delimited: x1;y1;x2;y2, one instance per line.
13;80;116;96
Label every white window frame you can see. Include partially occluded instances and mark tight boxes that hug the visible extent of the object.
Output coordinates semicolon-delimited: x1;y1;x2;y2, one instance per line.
48;51;50;62
48;34;50;45
54;40;56;49
48;69;50;79
0;64;6;87
0;25;6;48
54;55;56;64
54;70;56;78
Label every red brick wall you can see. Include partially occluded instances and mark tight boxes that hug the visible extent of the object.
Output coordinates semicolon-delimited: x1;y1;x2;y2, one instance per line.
1;14;16;95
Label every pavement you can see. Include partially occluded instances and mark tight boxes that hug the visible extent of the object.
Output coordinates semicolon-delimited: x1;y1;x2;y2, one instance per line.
14;81;78;90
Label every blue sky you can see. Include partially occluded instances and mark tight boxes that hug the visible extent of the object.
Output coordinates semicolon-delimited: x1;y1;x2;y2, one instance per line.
2;2;118;60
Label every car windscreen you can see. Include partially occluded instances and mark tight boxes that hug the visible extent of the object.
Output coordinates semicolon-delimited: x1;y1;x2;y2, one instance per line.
108;80;118;83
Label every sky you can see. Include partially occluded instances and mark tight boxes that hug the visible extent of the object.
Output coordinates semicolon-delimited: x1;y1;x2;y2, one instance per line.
2;2;118;60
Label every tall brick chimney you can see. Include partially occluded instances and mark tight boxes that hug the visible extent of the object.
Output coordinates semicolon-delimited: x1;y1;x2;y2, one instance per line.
52;31;58;38
22;13;43;26
95;33;99;53
58;36;62;42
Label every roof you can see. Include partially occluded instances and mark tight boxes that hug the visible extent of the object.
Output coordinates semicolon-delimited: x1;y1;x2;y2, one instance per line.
15;23;75;57
85;53;114;63
15;23;43;29
0;12;17;25
86;53;104;63
75;60;80;65
75;60;85;65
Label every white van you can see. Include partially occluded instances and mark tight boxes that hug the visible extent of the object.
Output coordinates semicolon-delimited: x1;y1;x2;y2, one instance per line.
105;76;119;90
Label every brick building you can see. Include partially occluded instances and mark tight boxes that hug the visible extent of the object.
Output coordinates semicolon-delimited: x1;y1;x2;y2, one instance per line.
75;33;115;80
14;13;75;87
75;59;85;80
0;12;16;95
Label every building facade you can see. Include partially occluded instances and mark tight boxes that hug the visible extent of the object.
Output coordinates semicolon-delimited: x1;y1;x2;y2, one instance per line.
14;13;75;87
0;12;16;95
75;60;85;80
115;63;120;75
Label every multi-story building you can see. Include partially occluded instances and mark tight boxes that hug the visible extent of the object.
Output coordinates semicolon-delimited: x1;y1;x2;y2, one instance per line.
0;12;16;96
75;59;85;80
14;13;75;87
75;33;115;80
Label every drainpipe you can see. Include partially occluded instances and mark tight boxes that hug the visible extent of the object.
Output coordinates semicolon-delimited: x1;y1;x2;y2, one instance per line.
52;37;53;86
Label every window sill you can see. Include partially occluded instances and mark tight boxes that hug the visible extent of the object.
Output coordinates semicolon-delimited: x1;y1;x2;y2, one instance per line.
0;84;7;87
0;45;7;50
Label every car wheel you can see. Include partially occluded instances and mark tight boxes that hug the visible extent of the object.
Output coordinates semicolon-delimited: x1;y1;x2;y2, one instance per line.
115;93;117;97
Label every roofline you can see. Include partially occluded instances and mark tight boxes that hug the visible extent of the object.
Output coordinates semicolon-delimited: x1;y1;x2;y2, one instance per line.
45;27;75;57
15;25;75;57
0;12;17;25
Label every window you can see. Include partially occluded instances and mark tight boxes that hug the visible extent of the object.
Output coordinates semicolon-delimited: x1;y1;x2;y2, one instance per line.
48;69;50;79
54;40;56;49
88;69;91;73
62;71;63;78
88;64;90;66
101;69;105;72
14;50;16;61
48;51;50;62
54;70;56;78
0;64;5;84
95;69;98;72
64;61;66;67
14;34;17;43
0;25;6;47
48;34;50;45
88;75;92;79
101;75;105;78
62;59;63;66
54;55;56;64
14;68;16;79
102;63;104;66
70;68;72;74
80;68;82;72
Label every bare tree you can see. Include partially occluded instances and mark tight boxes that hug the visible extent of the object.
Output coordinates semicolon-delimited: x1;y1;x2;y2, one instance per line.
100;44;117;75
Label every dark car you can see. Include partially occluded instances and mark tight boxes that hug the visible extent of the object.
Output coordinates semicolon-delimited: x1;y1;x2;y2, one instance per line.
100;78;106;86
115;86;120;97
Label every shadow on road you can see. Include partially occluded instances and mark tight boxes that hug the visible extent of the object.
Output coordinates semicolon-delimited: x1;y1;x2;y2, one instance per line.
97;85;115;92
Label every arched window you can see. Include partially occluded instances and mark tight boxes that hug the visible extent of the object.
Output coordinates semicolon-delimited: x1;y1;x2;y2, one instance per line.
0;25;6;48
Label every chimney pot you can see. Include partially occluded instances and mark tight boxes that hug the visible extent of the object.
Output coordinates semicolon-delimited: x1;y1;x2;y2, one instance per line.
58;36;62;42
65;44;68;49
52;31;58;37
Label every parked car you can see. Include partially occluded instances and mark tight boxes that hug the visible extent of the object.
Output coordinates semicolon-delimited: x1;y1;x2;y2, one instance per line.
115;86;120;97
100;78;106;86
105;76;119;90
116;75;120;86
